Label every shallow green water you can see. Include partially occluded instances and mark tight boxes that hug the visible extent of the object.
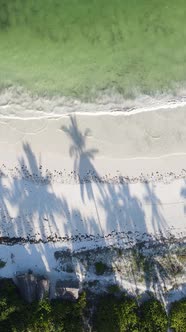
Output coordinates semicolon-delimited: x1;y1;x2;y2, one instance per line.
0;0;186;98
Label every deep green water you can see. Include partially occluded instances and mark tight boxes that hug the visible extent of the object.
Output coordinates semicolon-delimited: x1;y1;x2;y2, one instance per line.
0;0;186;98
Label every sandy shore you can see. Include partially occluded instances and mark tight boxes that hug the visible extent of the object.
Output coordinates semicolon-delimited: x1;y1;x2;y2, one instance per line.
0;94;186;299
1;102;186;242
1;103;186;173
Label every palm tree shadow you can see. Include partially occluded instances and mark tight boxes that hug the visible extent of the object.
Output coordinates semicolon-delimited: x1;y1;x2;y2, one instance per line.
61;116;106;234
1;142;64;242
0;171;12;238
143;183;168;237
61;116;103;202
99;182;147;237
180;179;186;215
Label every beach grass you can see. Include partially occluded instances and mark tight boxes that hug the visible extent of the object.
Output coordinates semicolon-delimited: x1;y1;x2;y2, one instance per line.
0;0;186;98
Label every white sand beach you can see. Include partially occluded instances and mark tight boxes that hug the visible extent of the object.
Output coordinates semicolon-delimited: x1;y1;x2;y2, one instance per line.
0;91;186;299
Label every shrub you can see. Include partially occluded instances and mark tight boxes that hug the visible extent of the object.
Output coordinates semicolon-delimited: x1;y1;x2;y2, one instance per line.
50;291;86;332
93;296;117;332
0;260;6;268
24;300;55;332
0;279;25;331
93;295;139;332
117;296;139;332
0;280;86;332
95;262;108;275
140;299;168;332
107;284;120;294
170;298;186;332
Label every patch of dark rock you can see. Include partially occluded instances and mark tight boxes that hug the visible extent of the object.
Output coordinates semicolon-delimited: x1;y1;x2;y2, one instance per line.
15;271;49;303
55;279;79;301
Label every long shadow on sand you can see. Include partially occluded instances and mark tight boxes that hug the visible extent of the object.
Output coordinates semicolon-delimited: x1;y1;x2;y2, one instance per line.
0;142;63;242
0;118;177;298
60;115;174;295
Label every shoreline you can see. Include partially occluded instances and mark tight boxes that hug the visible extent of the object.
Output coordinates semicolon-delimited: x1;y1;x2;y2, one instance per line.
0;88;186;304
1;86;186;119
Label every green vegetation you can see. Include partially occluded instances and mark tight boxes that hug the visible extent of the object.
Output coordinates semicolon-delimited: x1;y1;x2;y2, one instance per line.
95;261;108;275
0;259;6;268
1;279;186;331
93;295;139;332
107;284;121;294
94;296;169;332
0;0;186;98
177;254;186;264
170;298;186;332
140;299;168;332
0;279;86;332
